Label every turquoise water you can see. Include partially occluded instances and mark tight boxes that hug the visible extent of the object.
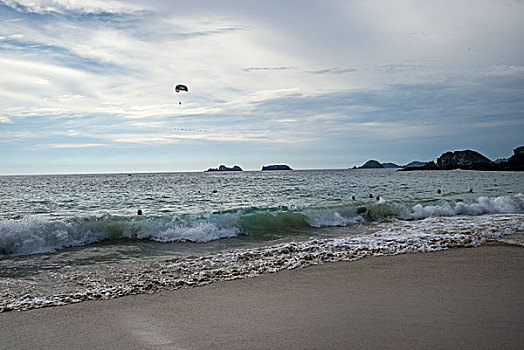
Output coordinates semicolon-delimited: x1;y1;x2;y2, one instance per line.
0;169;522;255
0;169;523;311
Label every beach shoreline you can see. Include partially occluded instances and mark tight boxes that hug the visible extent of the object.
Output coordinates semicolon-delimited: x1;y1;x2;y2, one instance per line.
1;244;523;350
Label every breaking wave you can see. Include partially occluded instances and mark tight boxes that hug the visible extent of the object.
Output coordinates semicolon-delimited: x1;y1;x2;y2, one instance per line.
2;214;522;312
1;195;522;256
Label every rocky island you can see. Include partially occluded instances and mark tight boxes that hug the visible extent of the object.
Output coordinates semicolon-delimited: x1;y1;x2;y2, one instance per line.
205;165;243;172
262;165;292;171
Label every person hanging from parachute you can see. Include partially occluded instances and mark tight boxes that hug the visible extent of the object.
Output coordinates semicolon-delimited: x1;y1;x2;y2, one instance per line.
174;84;188;106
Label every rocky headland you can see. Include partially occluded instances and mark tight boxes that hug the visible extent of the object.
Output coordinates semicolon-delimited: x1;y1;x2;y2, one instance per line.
400;146;523;171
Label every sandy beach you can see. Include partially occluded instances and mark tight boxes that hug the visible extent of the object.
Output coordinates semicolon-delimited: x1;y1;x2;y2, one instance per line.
1;244;523;350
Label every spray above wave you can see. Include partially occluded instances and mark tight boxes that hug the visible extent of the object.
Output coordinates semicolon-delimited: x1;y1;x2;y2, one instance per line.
0;195;522;256
409;195;524;219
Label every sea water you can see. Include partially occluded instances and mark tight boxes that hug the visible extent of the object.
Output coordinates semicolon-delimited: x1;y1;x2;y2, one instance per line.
0;169;523;311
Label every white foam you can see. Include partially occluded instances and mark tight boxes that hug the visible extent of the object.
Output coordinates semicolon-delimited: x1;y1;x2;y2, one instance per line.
2;213;522;312
137;220;240;243
0;216;107;255
410;196;523;220
1;195;522;256
0;214;242;255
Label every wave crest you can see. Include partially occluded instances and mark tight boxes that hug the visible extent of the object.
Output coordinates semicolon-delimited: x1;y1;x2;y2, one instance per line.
410;195;524;220
1;195;522;256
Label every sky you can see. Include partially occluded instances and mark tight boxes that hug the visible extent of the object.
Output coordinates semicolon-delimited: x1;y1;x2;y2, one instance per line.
1;0;523;174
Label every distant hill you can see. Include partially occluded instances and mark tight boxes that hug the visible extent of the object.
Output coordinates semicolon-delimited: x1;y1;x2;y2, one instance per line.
355;160;400;169
437;150;493;170
381;162;401;169
402;161;425;168
358;160;383;169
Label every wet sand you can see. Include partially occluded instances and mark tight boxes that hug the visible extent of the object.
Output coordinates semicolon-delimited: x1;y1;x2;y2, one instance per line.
1;245;523;350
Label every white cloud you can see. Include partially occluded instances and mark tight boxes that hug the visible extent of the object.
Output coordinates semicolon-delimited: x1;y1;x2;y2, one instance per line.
1;0;146;14
46;143;107;148
1;0;523;173
0;115;12;123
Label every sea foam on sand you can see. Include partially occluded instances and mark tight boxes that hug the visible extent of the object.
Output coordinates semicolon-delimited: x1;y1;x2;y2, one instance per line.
1;214;522;312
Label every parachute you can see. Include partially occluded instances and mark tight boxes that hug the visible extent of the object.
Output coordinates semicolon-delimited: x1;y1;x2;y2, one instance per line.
174;84;188;93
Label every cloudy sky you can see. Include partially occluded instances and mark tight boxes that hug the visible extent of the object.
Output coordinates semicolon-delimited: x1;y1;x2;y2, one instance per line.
1;0;523;174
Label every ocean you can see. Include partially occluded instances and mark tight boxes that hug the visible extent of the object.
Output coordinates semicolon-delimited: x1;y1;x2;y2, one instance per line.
1;169;523;312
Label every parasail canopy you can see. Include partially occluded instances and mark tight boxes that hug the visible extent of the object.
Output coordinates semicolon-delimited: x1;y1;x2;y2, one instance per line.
175;84;188;93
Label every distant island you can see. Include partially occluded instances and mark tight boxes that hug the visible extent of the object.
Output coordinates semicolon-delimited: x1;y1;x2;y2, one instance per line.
204;164;293;172
205;165;243;172
354;146;523;171
354;160;401;169
262;165;292;171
